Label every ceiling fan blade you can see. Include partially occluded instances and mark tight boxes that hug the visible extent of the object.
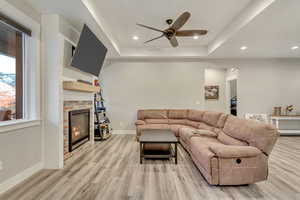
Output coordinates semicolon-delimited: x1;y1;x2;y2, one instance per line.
136;23;165;33
171;12;191;31
169;36;178;47
144;34;165;43
176;30;208;37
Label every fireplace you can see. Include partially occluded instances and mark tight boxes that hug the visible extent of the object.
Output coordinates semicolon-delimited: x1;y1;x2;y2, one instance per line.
69;109;90;152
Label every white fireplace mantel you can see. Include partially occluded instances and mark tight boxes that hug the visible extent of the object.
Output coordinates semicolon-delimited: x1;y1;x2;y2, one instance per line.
63;90;94;101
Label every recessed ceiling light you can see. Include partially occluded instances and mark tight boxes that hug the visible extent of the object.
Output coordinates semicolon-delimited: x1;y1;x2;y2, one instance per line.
240;46;248;50
193;35;199;40
132;35;139;40
291;46;299;50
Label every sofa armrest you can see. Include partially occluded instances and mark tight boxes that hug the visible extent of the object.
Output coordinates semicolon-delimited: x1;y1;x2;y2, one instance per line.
135;120;146;126
209;145;261;158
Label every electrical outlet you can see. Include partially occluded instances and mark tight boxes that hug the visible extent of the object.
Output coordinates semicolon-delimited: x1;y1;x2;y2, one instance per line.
0;161;3;171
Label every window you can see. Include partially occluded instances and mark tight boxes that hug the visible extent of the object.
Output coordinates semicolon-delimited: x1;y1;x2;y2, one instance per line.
0;22;23;122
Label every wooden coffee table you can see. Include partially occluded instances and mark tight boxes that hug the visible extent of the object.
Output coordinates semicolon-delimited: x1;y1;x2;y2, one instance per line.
139;130;178;164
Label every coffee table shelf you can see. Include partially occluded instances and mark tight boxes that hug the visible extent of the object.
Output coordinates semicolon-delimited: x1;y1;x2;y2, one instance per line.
139;130;178;164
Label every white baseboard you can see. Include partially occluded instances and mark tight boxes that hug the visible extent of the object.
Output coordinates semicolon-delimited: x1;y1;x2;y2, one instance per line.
112;130;136;135
0;162;43;195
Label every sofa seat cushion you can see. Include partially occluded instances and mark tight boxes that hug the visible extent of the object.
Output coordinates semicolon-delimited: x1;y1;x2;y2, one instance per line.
145;119;169;124
190;137;221;173
209;145;261;158
179;127;197;145
168;109;188;119
170;124;189;137
168;119;187;125
198;123;214;131
191;136;221;146
185;120;201;128
216;129;248;146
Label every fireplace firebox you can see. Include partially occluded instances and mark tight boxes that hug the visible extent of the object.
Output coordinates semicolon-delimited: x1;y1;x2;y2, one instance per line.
69;109;90;152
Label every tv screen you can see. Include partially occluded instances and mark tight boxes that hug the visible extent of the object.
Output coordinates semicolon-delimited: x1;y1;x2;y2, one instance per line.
71;24;107;76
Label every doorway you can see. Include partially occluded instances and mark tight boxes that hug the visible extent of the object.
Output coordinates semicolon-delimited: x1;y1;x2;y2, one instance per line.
229;79;237;116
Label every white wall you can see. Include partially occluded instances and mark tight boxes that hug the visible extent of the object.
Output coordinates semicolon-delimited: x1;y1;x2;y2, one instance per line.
102;58;300;131
0;1;43;193
41;14;65;169
235;59;300;116
42;14;97;169
208;59;300;117
0;126;42;181
101;61;206;130
204;68;227;113
6;0;41;23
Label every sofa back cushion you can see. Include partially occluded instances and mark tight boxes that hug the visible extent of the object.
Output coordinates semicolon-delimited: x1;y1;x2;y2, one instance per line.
198;122;214;131
202;111;223;127
168;119;187;125
168;109;188;119
137;109;168;120
188;109;204;122
223;115;278;155
145;119;169;124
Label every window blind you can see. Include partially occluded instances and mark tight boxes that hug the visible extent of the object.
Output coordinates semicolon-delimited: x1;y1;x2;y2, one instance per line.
0;12;31;36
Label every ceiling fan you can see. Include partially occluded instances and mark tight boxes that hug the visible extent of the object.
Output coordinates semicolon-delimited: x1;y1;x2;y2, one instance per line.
136;11;208;47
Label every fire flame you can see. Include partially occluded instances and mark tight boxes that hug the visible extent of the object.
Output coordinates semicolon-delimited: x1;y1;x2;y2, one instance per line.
72;127;80;137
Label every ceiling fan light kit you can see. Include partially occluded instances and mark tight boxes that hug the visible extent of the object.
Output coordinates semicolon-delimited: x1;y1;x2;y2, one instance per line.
166;19;173;25
137;11;208;47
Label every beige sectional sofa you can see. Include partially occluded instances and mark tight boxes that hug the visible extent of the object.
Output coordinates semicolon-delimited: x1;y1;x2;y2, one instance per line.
135;109;278;185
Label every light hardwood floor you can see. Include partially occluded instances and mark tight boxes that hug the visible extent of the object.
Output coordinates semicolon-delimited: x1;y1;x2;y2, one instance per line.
1;135;300;200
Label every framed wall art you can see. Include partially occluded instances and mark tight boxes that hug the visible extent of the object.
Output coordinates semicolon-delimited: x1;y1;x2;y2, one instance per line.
205;85;219;100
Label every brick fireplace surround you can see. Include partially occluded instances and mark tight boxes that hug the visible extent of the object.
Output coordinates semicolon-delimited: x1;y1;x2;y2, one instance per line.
63;101;94;161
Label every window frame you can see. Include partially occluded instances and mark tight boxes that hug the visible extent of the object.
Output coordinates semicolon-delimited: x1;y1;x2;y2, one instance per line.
15;31;24;120
0;23;24;121
0;3;41;131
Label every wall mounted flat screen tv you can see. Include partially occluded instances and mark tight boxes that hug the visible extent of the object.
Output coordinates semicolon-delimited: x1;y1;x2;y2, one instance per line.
71;24;107;76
